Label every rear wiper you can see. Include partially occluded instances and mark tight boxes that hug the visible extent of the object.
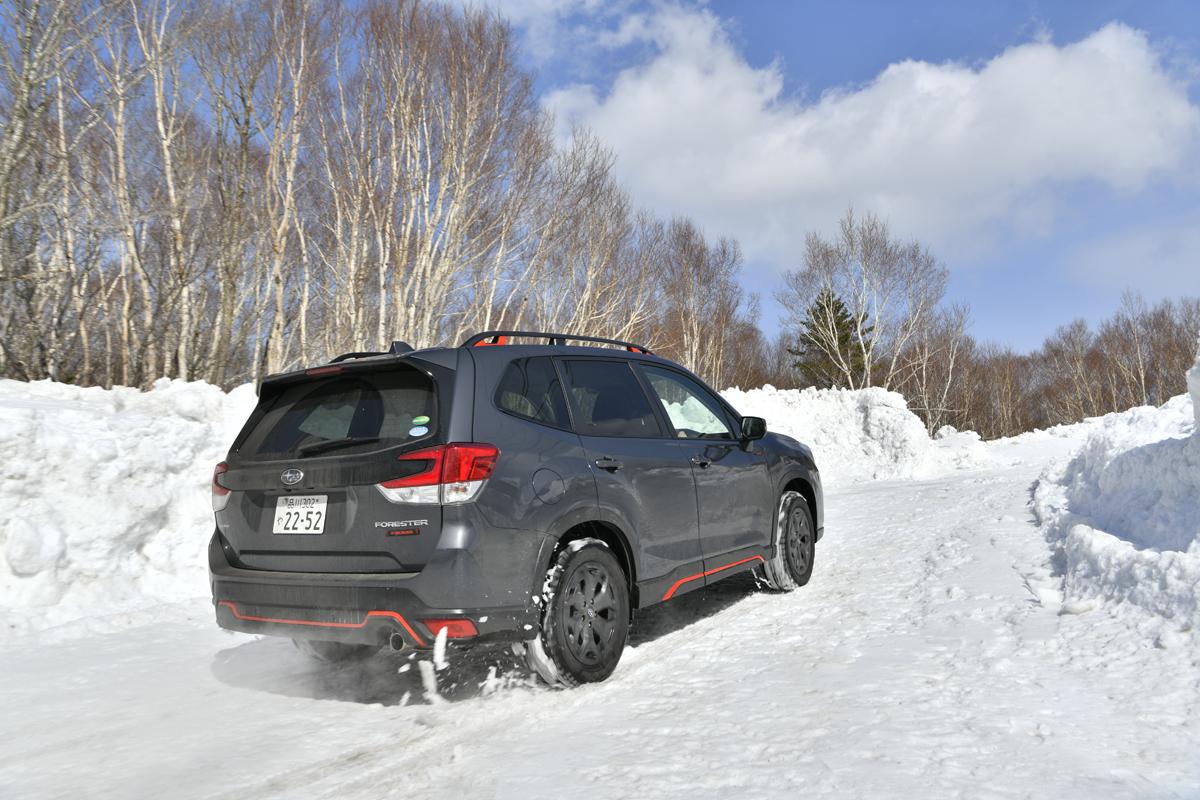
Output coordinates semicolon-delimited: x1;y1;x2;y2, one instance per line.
297;436;380;456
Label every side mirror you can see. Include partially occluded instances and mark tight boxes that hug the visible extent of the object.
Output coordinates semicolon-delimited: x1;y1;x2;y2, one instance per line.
740;416;766;441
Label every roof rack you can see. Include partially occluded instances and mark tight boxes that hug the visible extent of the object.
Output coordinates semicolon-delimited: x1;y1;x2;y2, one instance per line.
329;340;414;363
461;330;653;355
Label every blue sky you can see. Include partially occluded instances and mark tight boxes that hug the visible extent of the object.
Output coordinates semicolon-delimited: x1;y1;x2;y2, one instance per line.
494;1;1200;351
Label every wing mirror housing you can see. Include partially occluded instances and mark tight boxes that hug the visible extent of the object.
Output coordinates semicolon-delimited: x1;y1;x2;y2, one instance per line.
740;416;767;441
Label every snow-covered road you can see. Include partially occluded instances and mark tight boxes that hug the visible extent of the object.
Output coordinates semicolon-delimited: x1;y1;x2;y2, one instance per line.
3;434;1198;799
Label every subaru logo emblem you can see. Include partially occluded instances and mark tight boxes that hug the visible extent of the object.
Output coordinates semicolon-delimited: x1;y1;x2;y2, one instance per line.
280;468;303;486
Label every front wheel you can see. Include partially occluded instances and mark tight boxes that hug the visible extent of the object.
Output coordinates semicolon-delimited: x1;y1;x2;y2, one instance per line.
526;538;630;687
760;491;815;592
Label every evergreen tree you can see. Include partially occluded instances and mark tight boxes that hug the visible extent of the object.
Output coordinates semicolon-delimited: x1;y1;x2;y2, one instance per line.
787;290;872;388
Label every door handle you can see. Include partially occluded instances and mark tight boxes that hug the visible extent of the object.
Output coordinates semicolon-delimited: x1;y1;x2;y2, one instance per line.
594;457;623;472
690;456;711;469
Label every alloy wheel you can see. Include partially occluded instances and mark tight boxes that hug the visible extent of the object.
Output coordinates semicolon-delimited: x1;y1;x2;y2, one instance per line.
785;506;812;579
560;563;619;666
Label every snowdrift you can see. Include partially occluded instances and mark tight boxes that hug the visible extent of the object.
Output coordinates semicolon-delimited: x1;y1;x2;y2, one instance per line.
723;385;990;484
1034;392;1199;622
0;378;974;639
0;379;256;639
1190;338;1200;430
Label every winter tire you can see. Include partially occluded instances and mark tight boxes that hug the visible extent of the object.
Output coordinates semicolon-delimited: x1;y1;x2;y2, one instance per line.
292;639;378;664
761;490;815;592
526;538;630;687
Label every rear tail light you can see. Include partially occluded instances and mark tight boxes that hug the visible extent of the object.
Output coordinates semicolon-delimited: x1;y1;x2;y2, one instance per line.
212;462;230;512
376;443;499;505
441;443;499;503
423;618;478;639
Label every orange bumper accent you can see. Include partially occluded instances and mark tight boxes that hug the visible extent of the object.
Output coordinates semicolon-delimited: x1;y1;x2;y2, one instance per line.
217;600;426;647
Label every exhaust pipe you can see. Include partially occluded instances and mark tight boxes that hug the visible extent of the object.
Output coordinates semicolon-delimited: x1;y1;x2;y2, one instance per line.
389;633;407;652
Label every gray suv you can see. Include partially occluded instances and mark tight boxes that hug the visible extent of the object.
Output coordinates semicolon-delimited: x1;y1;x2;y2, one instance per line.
209;331;823;685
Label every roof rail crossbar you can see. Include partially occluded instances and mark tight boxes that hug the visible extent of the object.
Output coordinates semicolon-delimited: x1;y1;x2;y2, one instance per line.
461;330;653;355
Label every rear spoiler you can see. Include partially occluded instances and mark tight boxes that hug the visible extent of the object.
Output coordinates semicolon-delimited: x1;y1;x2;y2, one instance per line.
257;345;421;395
330;341;414;363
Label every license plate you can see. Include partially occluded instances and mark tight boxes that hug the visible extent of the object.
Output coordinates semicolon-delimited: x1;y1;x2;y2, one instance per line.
273;495;327;534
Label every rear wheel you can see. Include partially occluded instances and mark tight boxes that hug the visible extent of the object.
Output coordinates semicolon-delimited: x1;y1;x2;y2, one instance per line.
526;538;630;687
760;490;815;592
292;639;378;664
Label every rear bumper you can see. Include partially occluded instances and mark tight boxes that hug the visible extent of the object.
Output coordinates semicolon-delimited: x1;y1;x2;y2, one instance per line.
209;532;548;649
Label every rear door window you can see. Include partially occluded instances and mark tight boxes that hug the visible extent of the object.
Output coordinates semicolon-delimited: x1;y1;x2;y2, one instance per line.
238;367;437;459
495;357;570;428
560;359;662;438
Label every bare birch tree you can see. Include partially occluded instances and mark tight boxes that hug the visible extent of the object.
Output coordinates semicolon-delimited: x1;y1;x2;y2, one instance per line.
895;304;970;433
0;0;789;393
778;208;948;390
0;0;91;378
256;0;321;374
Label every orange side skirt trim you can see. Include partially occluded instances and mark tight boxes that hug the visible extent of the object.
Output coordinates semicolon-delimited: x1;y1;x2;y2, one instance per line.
661;555;766;601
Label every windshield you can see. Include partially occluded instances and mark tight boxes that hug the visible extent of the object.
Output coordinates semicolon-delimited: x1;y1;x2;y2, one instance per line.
238;367;437;460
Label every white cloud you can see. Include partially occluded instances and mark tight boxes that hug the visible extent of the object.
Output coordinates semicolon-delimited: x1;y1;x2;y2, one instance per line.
1067;213;1200;297
487;0;630;63
542;6;1200;267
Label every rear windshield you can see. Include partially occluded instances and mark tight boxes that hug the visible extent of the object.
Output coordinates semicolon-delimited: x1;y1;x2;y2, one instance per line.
238;367;437;460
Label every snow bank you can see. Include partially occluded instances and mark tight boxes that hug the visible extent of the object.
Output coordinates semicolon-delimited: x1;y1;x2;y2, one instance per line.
721;385;989;484
1189;336;1200;430
0;379;256;639
1034;394;1199;622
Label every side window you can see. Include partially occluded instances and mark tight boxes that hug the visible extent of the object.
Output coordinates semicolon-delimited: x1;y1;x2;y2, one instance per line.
560;360;663;438
494;357;570;428
639;366;736;440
